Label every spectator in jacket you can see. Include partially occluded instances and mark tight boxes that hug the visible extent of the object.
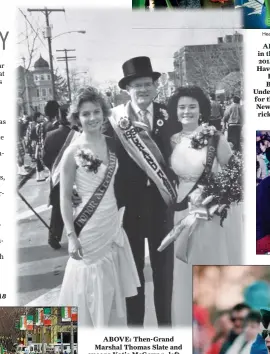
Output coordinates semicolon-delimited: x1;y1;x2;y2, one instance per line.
206;311;232;354
209;93;223;130
43;105;72;249
226;311;261;354
44;100;60;137
219;303;251;354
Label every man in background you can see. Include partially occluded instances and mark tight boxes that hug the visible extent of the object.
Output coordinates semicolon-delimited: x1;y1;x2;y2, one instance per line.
226;311;261;354
209;93;223;131
219;303;251;354
44;100;60;137
43;105;72;250
224;96;243;151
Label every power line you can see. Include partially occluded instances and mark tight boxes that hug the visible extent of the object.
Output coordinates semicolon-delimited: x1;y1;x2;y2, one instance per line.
56;49;76;102
18;8;48;51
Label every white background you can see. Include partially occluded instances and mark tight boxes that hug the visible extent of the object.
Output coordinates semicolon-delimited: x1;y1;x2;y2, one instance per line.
0;1;266;354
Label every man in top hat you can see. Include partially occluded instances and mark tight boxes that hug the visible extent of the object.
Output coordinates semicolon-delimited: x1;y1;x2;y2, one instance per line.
108;56;176;326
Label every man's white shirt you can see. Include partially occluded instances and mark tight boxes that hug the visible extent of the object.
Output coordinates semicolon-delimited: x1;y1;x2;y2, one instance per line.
131;101;154;131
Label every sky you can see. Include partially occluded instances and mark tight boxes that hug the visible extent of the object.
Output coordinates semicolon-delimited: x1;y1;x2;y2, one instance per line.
16;8;243;85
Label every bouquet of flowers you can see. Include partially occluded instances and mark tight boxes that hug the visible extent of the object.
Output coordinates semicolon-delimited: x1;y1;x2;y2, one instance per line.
199;151;243;226
158;151;243;262
190;124;217;150
75;148;102;173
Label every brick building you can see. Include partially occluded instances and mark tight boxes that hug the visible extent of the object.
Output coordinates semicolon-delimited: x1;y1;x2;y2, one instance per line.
173;32;243;95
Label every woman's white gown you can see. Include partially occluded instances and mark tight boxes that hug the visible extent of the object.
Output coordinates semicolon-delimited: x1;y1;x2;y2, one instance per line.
170;134;243;326
58;157;140;327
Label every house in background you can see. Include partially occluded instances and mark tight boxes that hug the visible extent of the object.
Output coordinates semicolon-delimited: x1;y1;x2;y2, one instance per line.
16;55;53;115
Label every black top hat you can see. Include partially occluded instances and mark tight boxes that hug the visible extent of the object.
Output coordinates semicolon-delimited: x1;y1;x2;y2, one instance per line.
118;56;161;90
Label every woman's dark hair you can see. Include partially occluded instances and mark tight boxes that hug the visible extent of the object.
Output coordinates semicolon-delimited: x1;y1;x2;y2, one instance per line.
68;87;110;127
167;86;211;135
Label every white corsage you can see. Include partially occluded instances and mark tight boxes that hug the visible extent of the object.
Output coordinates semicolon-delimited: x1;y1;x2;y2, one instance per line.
160;108;169;120
75;148;102;173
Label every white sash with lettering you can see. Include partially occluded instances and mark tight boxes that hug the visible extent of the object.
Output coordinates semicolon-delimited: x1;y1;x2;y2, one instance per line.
109;102;176;206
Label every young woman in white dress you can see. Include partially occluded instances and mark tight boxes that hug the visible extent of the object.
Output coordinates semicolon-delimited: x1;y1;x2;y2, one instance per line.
166;86;243;326
58;87;140;327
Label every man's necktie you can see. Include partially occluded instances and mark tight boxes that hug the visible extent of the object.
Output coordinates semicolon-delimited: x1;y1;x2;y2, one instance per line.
140;110;151;131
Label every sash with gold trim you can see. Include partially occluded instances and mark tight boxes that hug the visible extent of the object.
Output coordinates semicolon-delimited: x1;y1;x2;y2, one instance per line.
74;144;117;237
109;102;177;206
51;129;79;188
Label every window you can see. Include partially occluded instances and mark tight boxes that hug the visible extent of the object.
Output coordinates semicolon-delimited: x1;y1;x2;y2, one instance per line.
42;88;47;97
40;74;44;80
36;89;40;98
47;74;51;80
34;75;39;81
48;88;52;96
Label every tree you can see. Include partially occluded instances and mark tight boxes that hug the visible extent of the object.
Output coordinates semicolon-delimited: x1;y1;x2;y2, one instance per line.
16;11;40;115
54;69;69;103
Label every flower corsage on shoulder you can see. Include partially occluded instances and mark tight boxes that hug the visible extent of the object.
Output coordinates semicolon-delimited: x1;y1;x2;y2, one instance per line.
75;148;102;173
190;124;217;149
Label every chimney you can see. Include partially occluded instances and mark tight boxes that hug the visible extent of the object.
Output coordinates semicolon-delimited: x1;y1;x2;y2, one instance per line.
224;35;233;43
217;37;224;44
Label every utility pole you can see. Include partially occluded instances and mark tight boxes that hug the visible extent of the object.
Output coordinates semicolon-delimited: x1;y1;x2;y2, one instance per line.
56;49;76;102
41;325;45;354
22;57;31;115
25;308;28;348
27;7;65;100
70;320;74;354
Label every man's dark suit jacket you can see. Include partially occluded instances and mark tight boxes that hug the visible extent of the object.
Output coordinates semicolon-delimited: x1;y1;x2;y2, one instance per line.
44;120;59;139
257;176;270;240
43;125;71;205
110;102;175;211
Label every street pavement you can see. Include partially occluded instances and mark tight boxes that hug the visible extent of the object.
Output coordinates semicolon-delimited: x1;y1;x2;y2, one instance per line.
17;169;157;326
